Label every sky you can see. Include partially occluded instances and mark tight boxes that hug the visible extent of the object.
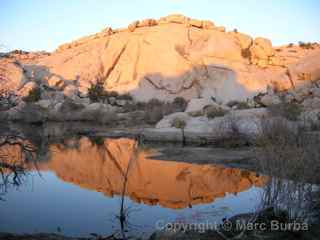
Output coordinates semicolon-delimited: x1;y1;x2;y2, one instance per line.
1;0;319;52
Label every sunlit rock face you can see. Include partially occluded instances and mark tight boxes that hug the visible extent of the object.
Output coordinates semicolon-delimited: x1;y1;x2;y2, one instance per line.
1;137;267;209
1;15;319;103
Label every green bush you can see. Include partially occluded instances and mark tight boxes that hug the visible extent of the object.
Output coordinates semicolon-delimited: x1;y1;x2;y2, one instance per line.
206;106;227;119
89;136;105;146
22;88;41;102
88;83;105;102
88;83;133;103
188;110;203;117
237;102;250;109
172;97;188;112
171;118;186;129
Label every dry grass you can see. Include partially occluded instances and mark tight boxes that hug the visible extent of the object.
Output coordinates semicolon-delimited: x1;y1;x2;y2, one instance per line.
214;114;250;148
267;102;302;121
123;97;188;124
255;118;320;183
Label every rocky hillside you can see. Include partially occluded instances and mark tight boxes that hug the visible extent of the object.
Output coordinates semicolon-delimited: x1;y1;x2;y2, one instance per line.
1;14;320;103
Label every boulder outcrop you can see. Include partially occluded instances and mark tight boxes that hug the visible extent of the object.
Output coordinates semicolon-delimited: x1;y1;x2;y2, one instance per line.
1;14;319;104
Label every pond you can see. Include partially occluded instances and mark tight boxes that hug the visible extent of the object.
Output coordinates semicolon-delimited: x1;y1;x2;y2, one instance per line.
0;133;269;238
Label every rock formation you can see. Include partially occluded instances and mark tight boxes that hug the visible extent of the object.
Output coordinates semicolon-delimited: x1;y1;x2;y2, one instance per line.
1;14;319;103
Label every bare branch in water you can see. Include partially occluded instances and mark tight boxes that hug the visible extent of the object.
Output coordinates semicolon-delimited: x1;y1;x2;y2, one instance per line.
0;134;37;200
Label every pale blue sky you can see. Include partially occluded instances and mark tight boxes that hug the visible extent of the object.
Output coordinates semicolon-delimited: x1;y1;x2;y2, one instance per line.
1;0;319;52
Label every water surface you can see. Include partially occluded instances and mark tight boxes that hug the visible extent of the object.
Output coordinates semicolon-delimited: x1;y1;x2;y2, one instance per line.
0;136;267;238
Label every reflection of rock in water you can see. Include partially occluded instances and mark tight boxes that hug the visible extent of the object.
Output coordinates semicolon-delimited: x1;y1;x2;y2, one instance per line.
1;137;267;209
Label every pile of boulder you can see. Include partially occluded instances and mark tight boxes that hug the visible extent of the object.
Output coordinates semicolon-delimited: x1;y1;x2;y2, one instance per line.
1;14;320;139
145;78;320;143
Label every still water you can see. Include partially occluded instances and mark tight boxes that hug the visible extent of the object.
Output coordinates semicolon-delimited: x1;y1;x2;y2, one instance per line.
0;136;267;238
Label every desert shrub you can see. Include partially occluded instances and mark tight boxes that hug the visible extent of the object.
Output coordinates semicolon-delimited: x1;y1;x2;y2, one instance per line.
287;43;294;48
0;90;18;110
267;102;302;121
89;136;105;146
143;99;172;124
241;48;251;59
121;97;188;125
206;106;227;119
188;110;203;117
144;108;164;124
146;98;162;108
233;28;238;33
215;114;249;148
237;101;251;109
88;83;106;102
256;118;320;183
171;118;186;129
298;41;314;49
172;97;188;112
88;83;128;102
22;88;41;102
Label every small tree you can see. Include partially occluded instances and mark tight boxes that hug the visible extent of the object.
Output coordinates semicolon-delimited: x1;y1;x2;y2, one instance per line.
88;83;105;102
22;88;41;102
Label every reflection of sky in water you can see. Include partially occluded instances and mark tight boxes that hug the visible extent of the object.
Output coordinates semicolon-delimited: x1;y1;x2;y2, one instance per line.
0;171;263;237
